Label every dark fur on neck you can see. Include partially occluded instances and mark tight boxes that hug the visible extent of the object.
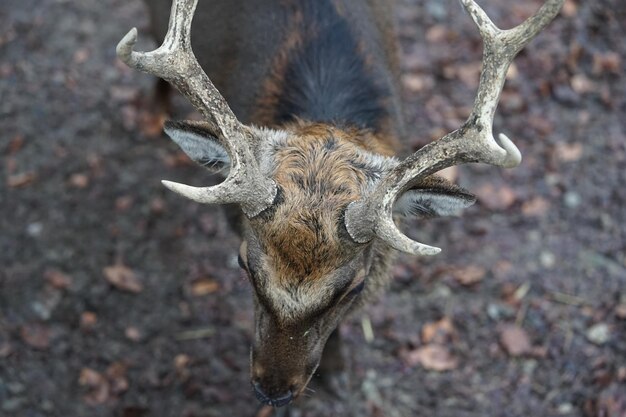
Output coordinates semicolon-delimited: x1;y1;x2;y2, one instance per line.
259;0;390;131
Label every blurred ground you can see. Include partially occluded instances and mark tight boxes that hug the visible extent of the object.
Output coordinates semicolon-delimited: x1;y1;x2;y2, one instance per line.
1;0;625;416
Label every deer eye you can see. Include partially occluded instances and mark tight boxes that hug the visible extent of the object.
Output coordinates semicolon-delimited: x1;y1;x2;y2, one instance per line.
347;280;365;296
237;254;248;270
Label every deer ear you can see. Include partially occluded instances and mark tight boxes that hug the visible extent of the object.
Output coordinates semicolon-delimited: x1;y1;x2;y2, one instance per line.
393;175;476;218
164;120;230;173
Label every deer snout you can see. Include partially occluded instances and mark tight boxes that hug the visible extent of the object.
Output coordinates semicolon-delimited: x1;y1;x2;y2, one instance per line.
250;349;318;407
251;380;294;407
250;362;308;407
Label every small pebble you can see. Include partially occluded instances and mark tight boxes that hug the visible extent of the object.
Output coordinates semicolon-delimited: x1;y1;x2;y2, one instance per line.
540;251;556;268
586;323;610;345
564;191;581;208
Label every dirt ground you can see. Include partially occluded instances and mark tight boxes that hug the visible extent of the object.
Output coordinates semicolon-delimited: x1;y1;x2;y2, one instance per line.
1;0;625;416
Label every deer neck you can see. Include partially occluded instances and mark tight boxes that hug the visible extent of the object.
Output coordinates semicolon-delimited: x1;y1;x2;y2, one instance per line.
252;0;402;152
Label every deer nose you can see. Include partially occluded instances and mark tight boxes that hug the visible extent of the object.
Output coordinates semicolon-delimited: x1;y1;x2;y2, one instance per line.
252;381;294;407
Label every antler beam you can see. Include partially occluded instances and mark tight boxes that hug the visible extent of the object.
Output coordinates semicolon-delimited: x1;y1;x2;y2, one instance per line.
116;0;276;217
345;0;564;255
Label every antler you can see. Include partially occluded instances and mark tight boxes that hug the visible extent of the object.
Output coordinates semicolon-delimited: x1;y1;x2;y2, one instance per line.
345;0;564;255
116;0;276;217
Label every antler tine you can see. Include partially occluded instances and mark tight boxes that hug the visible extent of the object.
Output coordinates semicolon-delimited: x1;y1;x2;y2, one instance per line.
345;0;564;255
116;0;276;217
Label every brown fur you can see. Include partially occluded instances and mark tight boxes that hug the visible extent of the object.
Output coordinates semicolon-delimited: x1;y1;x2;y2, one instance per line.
255;121;382;283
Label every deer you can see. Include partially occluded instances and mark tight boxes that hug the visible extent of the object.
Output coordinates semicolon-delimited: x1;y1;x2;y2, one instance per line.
117;0;563;408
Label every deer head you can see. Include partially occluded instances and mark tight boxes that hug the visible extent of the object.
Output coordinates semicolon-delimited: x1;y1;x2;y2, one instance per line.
117;0;563;406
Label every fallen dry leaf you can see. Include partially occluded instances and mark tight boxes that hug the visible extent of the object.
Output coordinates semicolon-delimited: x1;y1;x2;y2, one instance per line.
592;52;621;75
451;265;486;287
455;62;482;89
80;311;98;331
73;48;90;64
106;362;129;395
125;326;142;342
562;0;577;17
421;317;456;345
20;324;50;350
402;73;432;93
44;268;72;289
555;142;583;162
103;263;143;293
174;354;192;380
404;344;458;371
115;195;134;212
69;173;89;189
475;184;517;211
425;24;447;43
150;197;166;214
521;197;550;217
500;325;532;357
139;109;166;138
191;279;220;296
7;172;36;188
79;368;109;405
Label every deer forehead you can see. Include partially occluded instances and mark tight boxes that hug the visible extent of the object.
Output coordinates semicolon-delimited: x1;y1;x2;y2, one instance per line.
254;125;389;283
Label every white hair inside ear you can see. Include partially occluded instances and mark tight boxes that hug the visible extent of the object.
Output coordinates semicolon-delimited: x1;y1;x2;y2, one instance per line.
164;123;231;173
393;189;476;218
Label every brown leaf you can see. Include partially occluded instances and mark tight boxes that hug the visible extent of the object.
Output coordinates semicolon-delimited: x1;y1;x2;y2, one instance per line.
103;263;143;293
174;354;192;381
402;73;432;93
500;325;532;357
69;173;89;189
79;368;109;405
615;304;626;320
106;362;129;395
555;142;583;162
592;52;621;75
521;197;550;217
455;62;482;89
150;197;166;215
404;344;458;371
139;110;166;138
115;196;134;212
475;184;517;210
125;326;142;342
425;24;448;43
451;265;486;287
421;317;456;345
80;311;98;331
20;324;50;350
562;0;577;17
44;268;72;289
73;48;90;64
191;279;220;296
7;172;36;188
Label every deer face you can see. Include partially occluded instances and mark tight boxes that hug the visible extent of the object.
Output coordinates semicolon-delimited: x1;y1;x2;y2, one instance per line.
240;232;368;405
164;120;476;405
